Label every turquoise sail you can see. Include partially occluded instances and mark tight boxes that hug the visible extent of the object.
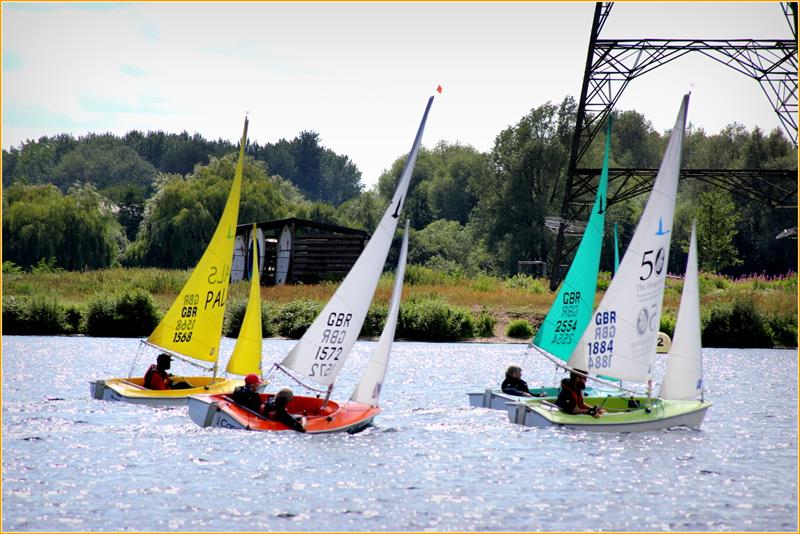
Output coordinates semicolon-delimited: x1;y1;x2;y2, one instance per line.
532;119;611;361
613;222;620;275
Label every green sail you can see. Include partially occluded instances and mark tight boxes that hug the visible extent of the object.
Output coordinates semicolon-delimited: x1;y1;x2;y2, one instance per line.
532;120;611;361
613;222;620;275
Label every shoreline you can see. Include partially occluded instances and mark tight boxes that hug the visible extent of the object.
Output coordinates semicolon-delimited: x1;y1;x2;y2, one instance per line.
3;267;796;348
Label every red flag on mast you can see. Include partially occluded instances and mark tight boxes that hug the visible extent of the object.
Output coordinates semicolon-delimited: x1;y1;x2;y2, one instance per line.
436;85;443;94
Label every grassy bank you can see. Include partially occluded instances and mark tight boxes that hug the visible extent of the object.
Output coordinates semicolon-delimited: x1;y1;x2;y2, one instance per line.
2;266;796;347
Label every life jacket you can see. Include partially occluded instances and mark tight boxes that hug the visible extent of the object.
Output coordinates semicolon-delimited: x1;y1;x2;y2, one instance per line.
557;378;587;412
144;364;169;390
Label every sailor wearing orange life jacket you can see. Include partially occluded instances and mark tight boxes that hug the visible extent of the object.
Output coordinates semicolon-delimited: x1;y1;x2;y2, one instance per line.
143;353;191;390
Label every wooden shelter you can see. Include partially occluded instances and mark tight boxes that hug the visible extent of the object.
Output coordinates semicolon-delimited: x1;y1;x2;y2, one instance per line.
231;218;369;285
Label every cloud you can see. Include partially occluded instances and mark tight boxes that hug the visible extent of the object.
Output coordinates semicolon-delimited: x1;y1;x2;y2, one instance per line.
3;50;23;71
4;103;80;129
136;18;159;41
120;64;149;76
2;2;790;185
78;94;173;115
5;2;126;13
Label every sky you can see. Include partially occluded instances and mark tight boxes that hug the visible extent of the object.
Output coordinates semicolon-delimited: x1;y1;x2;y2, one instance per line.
2;2;794;187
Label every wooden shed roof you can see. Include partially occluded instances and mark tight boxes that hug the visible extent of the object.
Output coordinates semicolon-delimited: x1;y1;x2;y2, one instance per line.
236;217;369;238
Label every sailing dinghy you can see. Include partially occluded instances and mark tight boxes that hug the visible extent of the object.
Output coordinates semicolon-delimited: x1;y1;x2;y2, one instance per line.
89;119;250;405
187;95;433;433
468;116;614;409
188;223;410;433
508;94;711;431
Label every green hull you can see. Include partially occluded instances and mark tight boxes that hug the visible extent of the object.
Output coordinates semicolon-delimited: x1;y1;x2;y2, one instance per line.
508;396;712;432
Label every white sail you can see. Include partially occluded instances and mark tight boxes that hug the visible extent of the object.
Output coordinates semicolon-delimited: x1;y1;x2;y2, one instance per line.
350;222;409;405
659;220;703;400
280;96;435;386
567;94;690;383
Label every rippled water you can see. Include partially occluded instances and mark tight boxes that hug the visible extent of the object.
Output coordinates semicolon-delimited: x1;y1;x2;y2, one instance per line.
2;336;797;531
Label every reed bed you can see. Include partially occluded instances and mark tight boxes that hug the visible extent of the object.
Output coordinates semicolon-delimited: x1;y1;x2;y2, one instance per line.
3;268;796;346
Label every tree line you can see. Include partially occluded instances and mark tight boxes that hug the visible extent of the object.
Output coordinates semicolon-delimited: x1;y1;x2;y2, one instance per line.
3;96;796;277
2;128;362;241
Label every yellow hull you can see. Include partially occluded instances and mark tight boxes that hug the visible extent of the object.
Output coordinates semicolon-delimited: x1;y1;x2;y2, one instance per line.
89;376;243;406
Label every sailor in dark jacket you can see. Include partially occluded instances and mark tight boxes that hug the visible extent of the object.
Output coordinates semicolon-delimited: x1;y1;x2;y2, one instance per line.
556;370;605;417
264;387;306;432
230;374;264;413
501;364;533;397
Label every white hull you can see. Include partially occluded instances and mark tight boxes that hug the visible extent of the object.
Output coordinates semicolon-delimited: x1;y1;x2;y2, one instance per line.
507;401;710;432
468;389;528;410
188;395;226;427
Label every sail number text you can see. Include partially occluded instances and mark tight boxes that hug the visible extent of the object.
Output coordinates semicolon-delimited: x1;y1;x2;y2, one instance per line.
640;248;665;281
310;312;352;377
174;294;199;343
550;291;581;344
587;310;616;369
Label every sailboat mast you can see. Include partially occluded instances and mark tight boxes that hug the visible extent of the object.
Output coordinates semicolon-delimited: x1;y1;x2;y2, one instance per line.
322;384;334;408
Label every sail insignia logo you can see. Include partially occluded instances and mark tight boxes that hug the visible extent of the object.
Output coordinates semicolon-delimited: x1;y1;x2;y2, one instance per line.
636;308;648;335
655;217;670;236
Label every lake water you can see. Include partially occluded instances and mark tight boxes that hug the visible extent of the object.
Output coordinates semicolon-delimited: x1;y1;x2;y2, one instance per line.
2;336;797;531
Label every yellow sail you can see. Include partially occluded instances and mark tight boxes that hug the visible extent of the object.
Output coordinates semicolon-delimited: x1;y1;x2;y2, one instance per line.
147;118;249;364
225;225;263;376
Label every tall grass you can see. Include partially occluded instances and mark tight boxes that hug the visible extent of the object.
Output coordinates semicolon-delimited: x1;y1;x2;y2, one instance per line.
3;267;796;346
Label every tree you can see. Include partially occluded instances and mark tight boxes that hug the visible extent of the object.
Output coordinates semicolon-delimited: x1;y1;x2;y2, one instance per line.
426;142;487;224
688;189;742;272
409;219;495;275
102;184;149;241
250;132;363;205
319;151;363;206
53;135;156;191
293;131;324;198
3;183;125;270
373;141;490;266
2;134;77;187
124;154;292;268
335;189;386;231
469;98;575;274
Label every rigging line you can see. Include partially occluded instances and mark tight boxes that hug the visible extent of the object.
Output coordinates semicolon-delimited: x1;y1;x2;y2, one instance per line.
128;341;146;380
141;341;215;372
529;345;643;397
272;364;328;394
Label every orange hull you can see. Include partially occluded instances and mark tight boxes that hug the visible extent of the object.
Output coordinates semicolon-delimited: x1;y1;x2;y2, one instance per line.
188;393;380;434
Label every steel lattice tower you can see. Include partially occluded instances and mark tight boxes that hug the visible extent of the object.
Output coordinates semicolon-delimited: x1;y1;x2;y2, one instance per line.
548;1;798;290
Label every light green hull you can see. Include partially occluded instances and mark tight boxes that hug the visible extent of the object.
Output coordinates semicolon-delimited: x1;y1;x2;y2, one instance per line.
507;396;712;432
467;387;598;410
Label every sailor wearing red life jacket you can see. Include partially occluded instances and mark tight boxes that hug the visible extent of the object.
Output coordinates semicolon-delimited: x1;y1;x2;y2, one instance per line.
143;353;192;390
144;353;173;390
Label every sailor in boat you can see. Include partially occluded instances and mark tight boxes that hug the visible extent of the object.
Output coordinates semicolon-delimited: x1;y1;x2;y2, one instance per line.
229;374;264;413
501;364;534;398
143;353;192;390
555;370;606;418
263;388;306;433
